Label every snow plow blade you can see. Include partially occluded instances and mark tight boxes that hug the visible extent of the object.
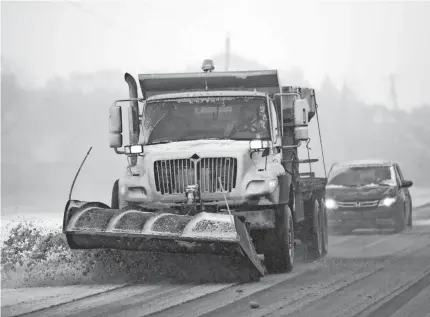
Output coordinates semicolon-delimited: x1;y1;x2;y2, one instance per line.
63;200;265;281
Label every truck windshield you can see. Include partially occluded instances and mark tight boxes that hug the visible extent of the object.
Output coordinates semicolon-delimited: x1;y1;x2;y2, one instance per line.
327;165;396;187
143;96;271;144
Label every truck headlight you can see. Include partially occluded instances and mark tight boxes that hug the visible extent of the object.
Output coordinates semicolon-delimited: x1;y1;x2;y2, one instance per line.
325;198;338;210
246;178;278;196
379;197;396;207
268;178;278;192
119;184;127;195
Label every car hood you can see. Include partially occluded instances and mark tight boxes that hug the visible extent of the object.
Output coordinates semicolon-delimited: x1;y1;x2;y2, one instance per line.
326;184;396;201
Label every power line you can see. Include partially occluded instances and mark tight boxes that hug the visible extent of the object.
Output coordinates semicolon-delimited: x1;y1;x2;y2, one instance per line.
389;73;399;109
65;1;140;38
225;33;230;71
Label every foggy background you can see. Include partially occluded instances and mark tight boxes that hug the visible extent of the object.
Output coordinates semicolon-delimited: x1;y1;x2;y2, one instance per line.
2;0;430;209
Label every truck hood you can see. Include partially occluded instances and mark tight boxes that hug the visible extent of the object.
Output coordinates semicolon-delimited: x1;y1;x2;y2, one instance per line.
142;139;253;158
123;139;284;205
325;184;396;201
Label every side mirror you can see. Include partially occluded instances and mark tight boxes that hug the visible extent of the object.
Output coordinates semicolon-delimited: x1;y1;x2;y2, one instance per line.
294;99;310;126
401;180;413;188
109;106;123;148
249;139;271;150
293;99;310;142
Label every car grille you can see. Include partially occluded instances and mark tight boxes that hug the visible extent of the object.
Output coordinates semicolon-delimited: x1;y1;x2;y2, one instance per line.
154;157;238;195
337;200;379;209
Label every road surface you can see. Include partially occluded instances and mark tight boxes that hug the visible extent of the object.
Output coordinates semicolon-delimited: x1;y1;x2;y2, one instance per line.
2;205;430;317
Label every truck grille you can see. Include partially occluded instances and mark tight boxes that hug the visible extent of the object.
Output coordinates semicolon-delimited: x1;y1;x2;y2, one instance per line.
154;157;238;195
337;200;379;209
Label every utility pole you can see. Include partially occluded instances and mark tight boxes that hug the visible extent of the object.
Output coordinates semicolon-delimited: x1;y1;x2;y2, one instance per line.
225;33;230;71
389;73;399;110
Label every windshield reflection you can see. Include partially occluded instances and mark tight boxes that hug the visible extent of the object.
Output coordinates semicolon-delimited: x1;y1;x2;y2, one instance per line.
327;165;396;187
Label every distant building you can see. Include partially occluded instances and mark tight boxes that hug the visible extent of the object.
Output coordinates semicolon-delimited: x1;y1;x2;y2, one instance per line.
372;106;397;124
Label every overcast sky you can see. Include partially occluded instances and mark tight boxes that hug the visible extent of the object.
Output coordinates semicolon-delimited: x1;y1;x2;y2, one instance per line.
2;0;429;109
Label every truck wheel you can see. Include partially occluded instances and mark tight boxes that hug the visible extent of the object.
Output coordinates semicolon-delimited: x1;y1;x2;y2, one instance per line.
235;267;261;283
111;179;119;209
319;198;329;256
264;205;294;274
304;196;324;261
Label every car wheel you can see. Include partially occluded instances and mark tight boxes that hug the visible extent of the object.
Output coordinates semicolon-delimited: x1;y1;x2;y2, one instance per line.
407;201;413;228
393;204;406;233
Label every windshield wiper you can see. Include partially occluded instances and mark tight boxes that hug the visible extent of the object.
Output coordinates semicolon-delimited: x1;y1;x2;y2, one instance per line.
148;140;173;145
178;137;231;141
149;137;232;145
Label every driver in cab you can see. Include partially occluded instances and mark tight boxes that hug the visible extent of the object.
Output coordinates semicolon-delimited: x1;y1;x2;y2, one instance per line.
225;105;268;139
374;168;392;185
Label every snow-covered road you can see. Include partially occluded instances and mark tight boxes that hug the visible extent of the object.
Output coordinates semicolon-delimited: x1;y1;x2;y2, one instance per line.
1;187;430;317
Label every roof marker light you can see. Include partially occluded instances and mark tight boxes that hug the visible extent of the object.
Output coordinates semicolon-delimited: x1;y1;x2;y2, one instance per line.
202;59;215;72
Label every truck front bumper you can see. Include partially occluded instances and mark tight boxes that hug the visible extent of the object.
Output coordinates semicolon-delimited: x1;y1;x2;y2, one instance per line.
233;209;276;230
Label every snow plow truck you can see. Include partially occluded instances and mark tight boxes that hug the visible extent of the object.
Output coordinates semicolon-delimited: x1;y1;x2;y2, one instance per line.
63;59;328;282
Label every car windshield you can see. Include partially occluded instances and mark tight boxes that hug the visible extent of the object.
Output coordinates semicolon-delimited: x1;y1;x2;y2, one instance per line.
142;96;271;144
327;165;396;187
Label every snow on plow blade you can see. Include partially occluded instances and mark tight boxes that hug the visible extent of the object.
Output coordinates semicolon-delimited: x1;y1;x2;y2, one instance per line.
63;200;265;281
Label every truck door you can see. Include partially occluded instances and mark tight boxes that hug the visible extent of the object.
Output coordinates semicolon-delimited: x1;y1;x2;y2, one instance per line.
268;99;282;159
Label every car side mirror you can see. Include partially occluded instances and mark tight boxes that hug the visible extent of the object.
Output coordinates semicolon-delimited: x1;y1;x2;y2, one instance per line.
401;180;413;188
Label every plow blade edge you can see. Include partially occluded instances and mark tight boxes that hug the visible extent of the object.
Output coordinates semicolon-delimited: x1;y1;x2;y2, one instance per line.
63;200;265;281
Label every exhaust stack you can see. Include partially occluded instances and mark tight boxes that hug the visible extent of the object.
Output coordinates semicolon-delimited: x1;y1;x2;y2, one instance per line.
124;73;140;145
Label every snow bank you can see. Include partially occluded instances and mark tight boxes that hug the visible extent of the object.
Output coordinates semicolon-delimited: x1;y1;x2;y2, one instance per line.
410;187;430;208
0;221;140;289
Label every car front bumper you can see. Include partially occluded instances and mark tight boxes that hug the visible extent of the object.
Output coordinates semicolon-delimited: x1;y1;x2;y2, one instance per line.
327;205;401;230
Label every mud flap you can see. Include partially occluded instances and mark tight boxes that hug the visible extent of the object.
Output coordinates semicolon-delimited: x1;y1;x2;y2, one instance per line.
63;200;265;281
278;173;291;205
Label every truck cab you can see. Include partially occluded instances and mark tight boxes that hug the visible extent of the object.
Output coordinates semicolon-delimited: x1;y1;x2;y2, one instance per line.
107;59;328;273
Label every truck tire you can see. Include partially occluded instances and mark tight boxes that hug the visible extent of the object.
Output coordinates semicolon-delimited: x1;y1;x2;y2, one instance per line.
319;198;329;256
304;196;324;261
111;179;119;209
235;267;261;283
264;205;294;274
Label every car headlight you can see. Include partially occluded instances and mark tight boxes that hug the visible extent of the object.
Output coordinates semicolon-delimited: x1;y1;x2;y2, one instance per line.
325;198;338;210
379;197;396;207
246;178;278;196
